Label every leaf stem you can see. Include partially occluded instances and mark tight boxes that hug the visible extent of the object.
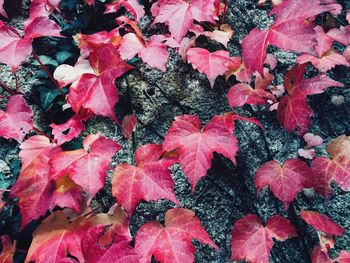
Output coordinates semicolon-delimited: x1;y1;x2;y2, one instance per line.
0;81;15;95
221;0;229;25
13;72;19;93
32;127;54;142
32;52;60;91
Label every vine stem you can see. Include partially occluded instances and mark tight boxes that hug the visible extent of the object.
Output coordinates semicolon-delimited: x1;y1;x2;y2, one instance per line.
13;72;19;93
221;0;230;25
0;81;16;95
32;52;61;91
0;188;10;192
32;127;54;142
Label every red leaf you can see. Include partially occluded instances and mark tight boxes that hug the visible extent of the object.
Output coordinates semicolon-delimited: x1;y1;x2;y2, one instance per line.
242;0;341;74
81;226;139;263
50;110;93;145
163;114;239;191
300;210;345;236
311;135;350;197
135;208;218;263
24;16;63;39
311;245;332;263
0;236;14;263
151;0;218;42
296;26;349;72
0;24;33;71
338;250;350;263
187;48;239;88
119;33;169;71
227;70;275;107
105;0;145;21
26;211;92;263
121;114;137;141
0;95;33;143
50;134;121;201
277;65;343;135
68;45;134;122
112;144;178;216
327;26;350;46
231;214;297;263
255;159;312;208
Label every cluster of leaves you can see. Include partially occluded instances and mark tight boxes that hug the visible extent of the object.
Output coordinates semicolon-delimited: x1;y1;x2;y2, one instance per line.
0;0;349;262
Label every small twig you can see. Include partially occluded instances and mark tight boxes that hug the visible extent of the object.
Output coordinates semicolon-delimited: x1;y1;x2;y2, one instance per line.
32;52;61;91
32;127;54;142
0;81;16;95
0;188;10;192
13;72;19;93
221;0;230;25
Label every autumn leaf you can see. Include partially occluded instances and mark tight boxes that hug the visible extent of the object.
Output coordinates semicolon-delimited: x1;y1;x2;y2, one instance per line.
135;208;218;263
0;0;7;18
25;211;92;263
163;114;238;191
227;69;275;107
300;210;345;236
0;236;14;263
112;144;178;216
255;158;312;208
297;26;349;72
242;0;341;74
50;134;122;201
151;0;219;42
277;64;343;135
105;0;145;21
186;48;240;88
81;225;139;263
121;114;137;140
0;17;62;71
231;214;297;263
311;245;332;263
0;95;33;143
68;45;134;122
311;135;350;197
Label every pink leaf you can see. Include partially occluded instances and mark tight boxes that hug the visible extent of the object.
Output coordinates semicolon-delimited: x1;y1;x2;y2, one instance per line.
163;114;239;191
187;48;237;88
303;133;323;147
152;0;218;42
135;208;218;263
121;114;137;141
112;144;178;216
311;135;350;197
105;0;145;21
311;245;332;263
255;159;312;208
81;226;139;263
338;250;350;263
231;214;297;263
24;16;63;39
0;0;8;18
300;210;345;236
50;134;122;201
0;95;33;143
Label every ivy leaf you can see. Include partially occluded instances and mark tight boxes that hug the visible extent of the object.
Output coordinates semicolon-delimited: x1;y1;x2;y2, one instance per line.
68;45;134;122
0;236;14;263
151;0;219;42
0;0;8;18
135;208;218;263
112;144;178;216
255;158;312;208
105;0;145;21
37;85;61;111
121;114;137;141
311;245;332;263
277;64;343;136
300;210;345;236
231;214;297;263
81;225;139;263
0;95;33;143
311;135;350;197
242;0;341;74
26;211;92;263
186;48;240;88
50;134;122;201
163;114;238;191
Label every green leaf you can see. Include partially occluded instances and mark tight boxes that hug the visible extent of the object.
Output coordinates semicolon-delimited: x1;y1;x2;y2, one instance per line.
56;51;74;64
37;86;61;111
32;55;58;67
